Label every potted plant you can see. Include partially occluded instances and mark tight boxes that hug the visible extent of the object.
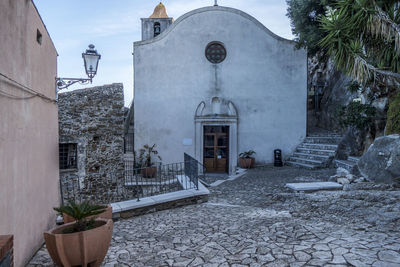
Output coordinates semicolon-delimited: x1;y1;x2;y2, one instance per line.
239;150;256;168
44;201;113;267
62;203;112;224
139;144;162;178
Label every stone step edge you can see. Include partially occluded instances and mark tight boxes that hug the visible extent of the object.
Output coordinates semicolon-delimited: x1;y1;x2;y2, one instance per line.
306;136;342;139
348;156;360;163
307;134;342;137
286;182;343;192
288;157;324;164
300;143;339;148
293;152;330;159
286;161;319;169
335;159;357;167
296;148;337;153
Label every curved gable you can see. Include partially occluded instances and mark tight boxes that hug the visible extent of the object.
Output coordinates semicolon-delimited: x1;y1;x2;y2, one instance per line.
134;6;295;47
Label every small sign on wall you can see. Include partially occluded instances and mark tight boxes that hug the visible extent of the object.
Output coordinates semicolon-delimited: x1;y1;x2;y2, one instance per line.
182;138;193;146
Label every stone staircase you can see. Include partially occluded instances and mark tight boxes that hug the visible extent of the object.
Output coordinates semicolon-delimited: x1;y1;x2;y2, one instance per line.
335;156;360;173
286;133;342;169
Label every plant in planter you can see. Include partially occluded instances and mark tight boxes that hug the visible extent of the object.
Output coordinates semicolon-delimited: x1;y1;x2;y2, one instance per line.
138;144;162;178
62;202;113;224
44;201;113;267
239;150;256;169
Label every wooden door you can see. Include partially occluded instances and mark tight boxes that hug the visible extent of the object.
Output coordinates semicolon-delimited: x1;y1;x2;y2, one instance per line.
203;126;229;173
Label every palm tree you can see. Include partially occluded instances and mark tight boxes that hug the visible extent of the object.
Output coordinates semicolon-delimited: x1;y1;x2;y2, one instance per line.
319;0;400;91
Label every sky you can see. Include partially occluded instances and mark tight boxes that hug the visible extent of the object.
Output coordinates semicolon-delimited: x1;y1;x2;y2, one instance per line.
33;0;294;107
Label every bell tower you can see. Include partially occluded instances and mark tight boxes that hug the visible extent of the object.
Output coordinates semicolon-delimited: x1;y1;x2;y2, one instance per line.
141;2;173;41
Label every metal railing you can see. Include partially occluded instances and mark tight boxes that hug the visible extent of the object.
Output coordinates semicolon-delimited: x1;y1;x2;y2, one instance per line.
59;171;132;205
60;153;204;205
125;162;185;201
126;154;202;201
184;153;207;188
124;133;134;153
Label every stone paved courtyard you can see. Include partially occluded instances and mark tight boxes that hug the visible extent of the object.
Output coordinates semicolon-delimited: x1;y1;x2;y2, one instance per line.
28;166;400;266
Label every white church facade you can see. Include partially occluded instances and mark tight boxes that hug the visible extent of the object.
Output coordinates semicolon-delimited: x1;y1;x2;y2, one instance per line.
133;3;307;174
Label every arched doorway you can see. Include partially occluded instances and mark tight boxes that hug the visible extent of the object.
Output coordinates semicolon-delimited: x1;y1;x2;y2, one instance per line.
194;98;238;174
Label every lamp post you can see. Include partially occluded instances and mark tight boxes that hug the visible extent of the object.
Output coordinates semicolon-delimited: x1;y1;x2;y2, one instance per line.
56;44;101;90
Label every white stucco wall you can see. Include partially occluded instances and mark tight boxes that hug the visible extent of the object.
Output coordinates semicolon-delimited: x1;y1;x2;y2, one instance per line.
134;6;307;171
0;1;59;266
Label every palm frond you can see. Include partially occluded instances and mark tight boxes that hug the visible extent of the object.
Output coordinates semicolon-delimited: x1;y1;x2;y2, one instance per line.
369;3;400;53
54;201;106;221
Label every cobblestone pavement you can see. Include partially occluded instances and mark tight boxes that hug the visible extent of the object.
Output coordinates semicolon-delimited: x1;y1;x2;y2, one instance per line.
28;166;400;266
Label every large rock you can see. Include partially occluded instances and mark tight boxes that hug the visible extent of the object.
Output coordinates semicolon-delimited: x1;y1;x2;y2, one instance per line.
358;135;400;184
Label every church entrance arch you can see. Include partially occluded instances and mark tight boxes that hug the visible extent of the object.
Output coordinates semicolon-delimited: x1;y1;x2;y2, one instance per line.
194;98;238;174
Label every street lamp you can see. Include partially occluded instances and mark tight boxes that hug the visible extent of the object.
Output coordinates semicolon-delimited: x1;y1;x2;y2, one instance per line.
56;44;101;90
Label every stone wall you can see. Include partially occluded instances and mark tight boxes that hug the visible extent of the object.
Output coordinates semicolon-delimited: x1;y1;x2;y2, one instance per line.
58;83;132;203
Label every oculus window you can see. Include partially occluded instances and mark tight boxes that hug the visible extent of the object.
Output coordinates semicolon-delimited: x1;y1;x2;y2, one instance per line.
205;42;226;64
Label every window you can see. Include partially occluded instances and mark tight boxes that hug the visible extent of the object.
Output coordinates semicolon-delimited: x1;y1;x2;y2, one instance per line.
59;143;77;169
36;29;42;45
205;41;227;64
154;22;161;37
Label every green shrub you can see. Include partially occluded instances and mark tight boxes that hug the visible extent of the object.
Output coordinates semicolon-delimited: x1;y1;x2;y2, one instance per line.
386;93;400;135
54;201;107;233
335;102;376;130
346;81;360;93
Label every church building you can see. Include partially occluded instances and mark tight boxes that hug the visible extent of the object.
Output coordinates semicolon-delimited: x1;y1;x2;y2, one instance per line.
133;2;307;174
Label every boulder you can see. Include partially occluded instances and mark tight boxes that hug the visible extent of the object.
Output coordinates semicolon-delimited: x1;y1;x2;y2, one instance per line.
336;167;350;176
353;177;366;183
345;174;355;182
337;178;350;185
358;134;400;184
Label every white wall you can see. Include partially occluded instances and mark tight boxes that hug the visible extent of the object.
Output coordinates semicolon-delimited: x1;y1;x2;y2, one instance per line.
134;6;307;168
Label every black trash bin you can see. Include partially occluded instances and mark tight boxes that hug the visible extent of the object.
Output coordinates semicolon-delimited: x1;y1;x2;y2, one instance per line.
274;149;283;167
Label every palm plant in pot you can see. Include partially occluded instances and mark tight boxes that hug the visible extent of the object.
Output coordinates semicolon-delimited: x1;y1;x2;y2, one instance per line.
44;201;113;267
139;144;162;178
239;150;256;169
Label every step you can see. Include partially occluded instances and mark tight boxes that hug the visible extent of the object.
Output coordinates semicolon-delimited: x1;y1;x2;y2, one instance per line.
348;156;360;163
286;182;343;192
308;133;342;137
300;143;339;150
286;161;319;169
296;147;336;156
293;152;330;161
335;159;356;171
304;136;342;144
288;157;324;166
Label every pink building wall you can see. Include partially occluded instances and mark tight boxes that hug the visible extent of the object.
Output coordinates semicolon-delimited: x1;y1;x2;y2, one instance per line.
0;1;59;266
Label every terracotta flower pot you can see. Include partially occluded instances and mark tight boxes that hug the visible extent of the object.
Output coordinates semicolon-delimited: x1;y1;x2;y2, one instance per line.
44;218;113;267
141;166;157;178
239;157;255;169
63;205;112;224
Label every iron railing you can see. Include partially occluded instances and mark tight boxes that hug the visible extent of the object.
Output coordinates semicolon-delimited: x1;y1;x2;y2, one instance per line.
60;153;204;205
126;162;185;201
124;132;134;153
184;153;207;187
126;154;202;201
59;171;131;205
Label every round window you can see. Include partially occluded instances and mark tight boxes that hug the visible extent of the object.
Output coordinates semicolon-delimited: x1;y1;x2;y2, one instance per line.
205;42;226;64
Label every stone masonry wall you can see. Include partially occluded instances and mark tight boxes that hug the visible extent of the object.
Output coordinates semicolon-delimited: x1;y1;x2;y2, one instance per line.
58;83;131;203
